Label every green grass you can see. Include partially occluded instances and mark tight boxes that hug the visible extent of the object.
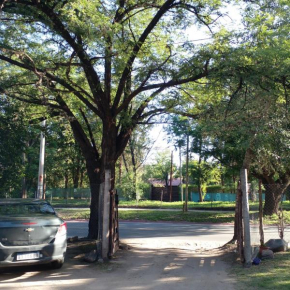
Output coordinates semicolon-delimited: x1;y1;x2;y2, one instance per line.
119;200;237;209
49;198;90;207
232;252;290;290
118;209;235;223
56;207;290;226
250;211;290;225
50;199;237;209
56;208;235;223
55;208;91;220
49;198;290;212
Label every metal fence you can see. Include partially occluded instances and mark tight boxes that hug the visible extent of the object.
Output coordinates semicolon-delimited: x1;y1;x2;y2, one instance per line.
45;188;91;206
191;192;237;202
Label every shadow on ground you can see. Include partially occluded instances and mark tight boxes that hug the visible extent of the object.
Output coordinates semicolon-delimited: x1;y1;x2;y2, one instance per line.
0;240;237;290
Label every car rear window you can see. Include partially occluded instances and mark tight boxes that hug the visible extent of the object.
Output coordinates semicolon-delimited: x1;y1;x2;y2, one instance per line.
0;203;55;216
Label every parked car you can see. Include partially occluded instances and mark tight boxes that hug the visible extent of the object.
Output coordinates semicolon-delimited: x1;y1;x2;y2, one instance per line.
0;198;67;269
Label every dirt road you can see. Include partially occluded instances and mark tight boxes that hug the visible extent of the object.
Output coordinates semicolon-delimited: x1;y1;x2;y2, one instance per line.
0;237;237;290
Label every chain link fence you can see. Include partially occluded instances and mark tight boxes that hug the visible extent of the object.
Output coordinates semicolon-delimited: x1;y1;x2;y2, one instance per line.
45;187;137;206
250;184;290;246
45;188;91;207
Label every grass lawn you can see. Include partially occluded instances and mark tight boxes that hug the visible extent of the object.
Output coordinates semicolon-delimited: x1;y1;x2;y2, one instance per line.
56;208;236;223
49;198;237;209
55;207;290;225
231;251;290;290
50;198;290;212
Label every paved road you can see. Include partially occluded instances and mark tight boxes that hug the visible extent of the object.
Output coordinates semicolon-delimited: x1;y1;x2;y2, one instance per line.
67;221;234;247
67;220;290;247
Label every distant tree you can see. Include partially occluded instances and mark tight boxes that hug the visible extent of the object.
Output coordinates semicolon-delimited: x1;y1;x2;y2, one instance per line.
117;124;154;200
143;150;175;189
45;121;88;189
0;99;40;196
187;160;221;199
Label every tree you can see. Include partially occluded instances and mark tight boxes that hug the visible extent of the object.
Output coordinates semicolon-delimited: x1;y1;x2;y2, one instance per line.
0;0;228;238
185;0;290;216
165;115;191;204
188;160;221;198
0;98;45;197
145;150;174;187
117;124;154;200
45;121;88;189
0;98;27;196
240;0;290;215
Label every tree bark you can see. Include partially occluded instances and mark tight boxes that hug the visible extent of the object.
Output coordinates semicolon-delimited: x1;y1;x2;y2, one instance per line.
263;183;289;215
86;156;102;239
129;137;137;200
64;173;69;189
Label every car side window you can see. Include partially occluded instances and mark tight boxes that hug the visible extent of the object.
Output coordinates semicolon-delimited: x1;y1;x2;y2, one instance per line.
39;204;55;214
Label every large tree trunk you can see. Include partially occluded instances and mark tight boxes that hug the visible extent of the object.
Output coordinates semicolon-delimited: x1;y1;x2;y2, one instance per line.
73;162;80;189
263;183;288;216
86;120;118;239
129;137;137;200
86;157;102;239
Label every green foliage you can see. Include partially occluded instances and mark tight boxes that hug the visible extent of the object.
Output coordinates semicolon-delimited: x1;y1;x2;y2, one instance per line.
142;150;176;185
186;160;221;193
45;120;88;188
0;99;88;195
0;99;39;196
116;125;154;200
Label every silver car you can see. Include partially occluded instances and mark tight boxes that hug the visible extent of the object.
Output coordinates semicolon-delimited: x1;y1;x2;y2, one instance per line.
0;199;67;269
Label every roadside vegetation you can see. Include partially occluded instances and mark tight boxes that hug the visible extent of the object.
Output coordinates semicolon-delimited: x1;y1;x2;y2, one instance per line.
55;206;290;225
231;251;290;290
50;199;236;209
51;199;290;212
56;208;235;223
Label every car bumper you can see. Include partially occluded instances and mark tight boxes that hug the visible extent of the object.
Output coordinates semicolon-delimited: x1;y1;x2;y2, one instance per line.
0;236;67;268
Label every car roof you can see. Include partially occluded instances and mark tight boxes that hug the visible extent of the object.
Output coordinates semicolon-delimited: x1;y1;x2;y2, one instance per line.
0;198;48;205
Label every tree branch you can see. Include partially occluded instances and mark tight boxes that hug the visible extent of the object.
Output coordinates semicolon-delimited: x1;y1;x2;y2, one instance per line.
80;108;99;160
0;53;102;117
116;70;208;114
2;0;105;110
113;0;175;110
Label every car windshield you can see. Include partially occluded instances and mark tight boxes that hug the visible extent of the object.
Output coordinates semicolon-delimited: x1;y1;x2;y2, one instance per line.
0;203;55;216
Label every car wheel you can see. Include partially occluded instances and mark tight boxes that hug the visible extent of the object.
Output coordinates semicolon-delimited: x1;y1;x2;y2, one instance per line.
51;259;64;269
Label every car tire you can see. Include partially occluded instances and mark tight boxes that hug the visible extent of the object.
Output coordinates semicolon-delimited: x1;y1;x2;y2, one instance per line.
50;259;64;269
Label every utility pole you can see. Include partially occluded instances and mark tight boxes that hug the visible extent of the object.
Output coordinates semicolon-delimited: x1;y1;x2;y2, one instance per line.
99;170;111;260
21;150;27;199
259;180;264;246
169;151;173;202
185;132;189;212
37;120;46;199
179;146;183;202
241;168;251;267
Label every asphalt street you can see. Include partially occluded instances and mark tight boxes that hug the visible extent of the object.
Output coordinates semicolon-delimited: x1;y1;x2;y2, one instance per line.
66;220;290;247
66;221;235;246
